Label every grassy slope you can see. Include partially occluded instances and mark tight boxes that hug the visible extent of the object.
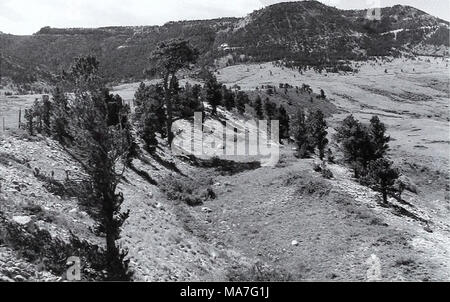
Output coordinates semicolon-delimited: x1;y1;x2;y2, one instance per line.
216;57;450;237
177;146;449;281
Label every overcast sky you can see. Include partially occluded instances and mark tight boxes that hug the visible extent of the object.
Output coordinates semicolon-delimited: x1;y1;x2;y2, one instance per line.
0;0;448;35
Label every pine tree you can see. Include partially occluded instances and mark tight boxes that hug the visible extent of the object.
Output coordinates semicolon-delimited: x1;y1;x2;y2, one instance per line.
253;95;264;120
139;110;159;154
336;115;369;165
278;105;290;141
369;115;390;160
236;91;248;115
222;85;235;111
291;109;310;158
307;110;328;160
24;108;34;136
320;89;326;99
41;95;52;135
149;40;199;147
364;158;400;204
204;74;222;116
134;82;166;138
263;98;277;120
65;56;132;280
50;86;71;143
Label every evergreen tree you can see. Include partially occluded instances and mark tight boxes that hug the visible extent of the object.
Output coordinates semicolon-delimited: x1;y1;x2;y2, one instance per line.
65;56;133;280
307;110;328;160
222;85;235;111
236;91;248;115
134;82;166;138
320;89;326;99
41;95;52;135
291;109;310;158
253;95;264;120
369;115;390;160
50;86;71;143
24;108;34;136
278;105;290;141
335;115;372;168
263;98;277;120
149;39;199;147
204;74;222;116
363;158;400;204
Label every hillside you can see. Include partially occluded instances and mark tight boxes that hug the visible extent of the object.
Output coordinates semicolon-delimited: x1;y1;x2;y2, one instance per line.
0;1;448;85
1;94;448;281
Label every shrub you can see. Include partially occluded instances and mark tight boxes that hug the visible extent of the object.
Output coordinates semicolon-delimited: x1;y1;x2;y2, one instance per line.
227;262;294;282
321;168;334;179
160;175;215;206
297;179;331;197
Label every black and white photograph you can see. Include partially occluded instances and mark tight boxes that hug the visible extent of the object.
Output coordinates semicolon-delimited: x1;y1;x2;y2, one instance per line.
0;0;449;287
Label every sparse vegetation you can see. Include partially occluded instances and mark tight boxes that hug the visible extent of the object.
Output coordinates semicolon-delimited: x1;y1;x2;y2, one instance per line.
160;175;215;206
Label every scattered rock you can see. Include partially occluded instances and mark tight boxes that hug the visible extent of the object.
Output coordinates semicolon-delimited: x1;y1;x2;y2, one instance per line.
13;275;26;282
424;225;433;233
12;216;32;225
201;207;213;213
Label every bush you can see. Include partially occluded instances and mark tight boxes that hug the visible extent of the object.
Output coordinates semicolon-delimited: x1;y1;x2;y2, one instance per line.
184;155;260;175
160;175;216;206
227;262;294;282
297;179;331;197
321;168;334;179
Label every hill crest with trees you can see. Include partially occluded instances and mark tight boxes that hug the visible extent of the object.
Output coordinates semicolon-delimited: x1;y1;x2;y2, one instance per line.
0;1;448;85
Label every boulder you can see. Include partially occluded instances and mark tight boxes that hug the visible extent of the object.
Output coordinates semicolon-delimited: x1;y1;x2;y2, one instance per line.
12;216;32;225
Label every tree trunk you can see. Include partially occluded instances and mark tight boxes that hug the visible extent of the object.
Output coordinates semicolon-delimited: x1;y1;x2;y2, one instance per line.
102;187;125;280
163;73;174;148
382;190;388;204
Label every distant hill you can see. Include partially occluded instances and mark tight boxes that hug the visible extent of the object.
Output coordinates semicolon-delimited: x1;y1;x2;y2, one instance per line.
0;1;448;84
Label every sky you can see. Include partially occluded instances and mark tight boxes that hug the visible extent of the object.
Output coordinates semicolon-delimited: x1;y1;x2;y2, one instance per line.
0;0;449;35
